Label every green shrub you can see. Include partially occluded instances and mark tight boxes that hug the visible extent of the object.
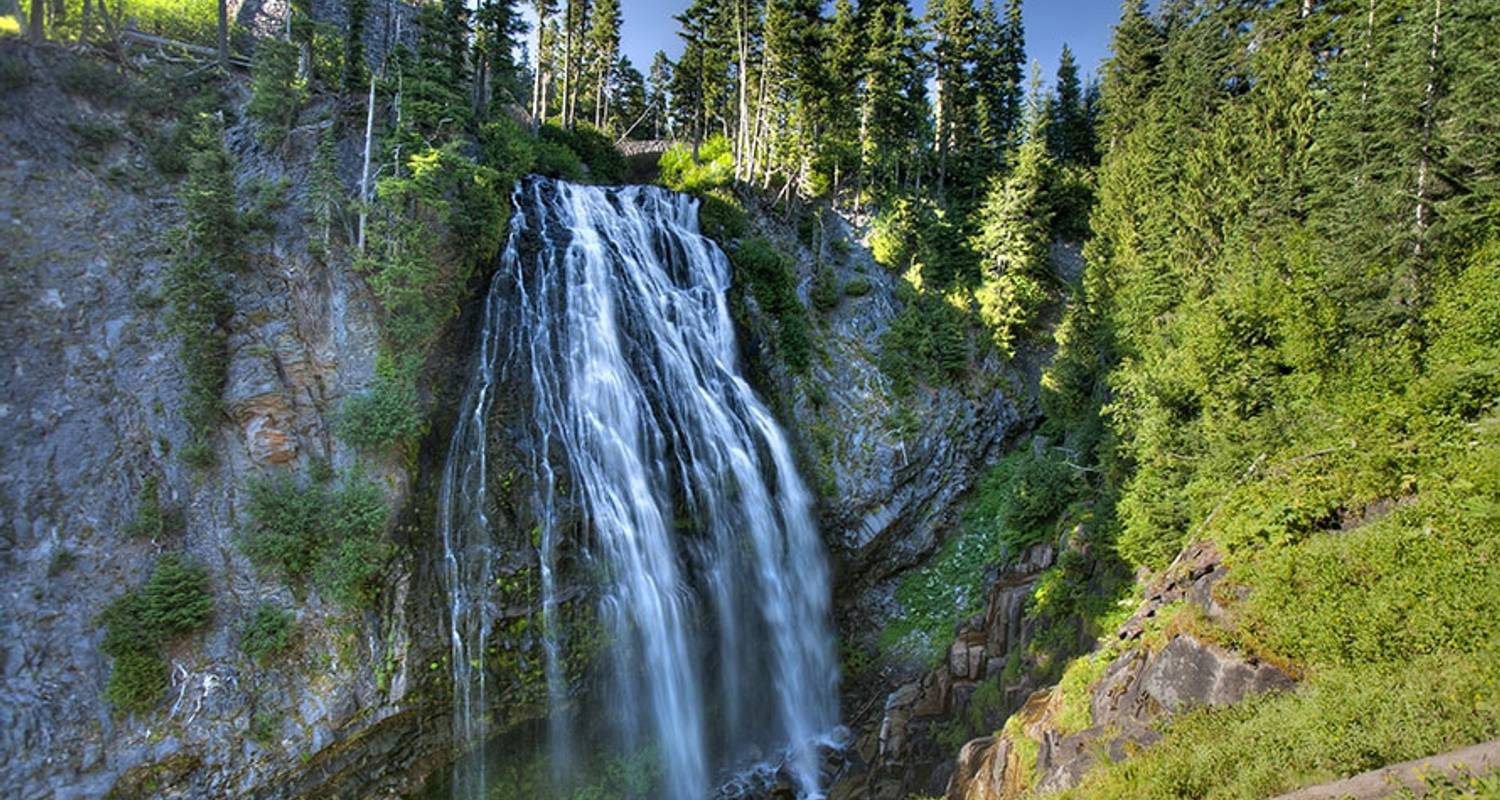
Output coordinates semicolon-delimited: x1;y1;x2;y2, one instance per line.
877;288;968;393
730;237;811;372
0;52;31;91
534;140;585;180
248;709;281;744
1001;449;1082;540
124;474;181;539
659;134;733;193
241;474;328;580
869;198;922;271
240;470;392;610
811;265;841;312
337;377;424;449
104;649;169;715
843;276;872;297
57;57;121;101
68;120;119;149
696;190;749;243
98;554;214;714
48;549;78;577
1056;653;1500;800
248;37;306;148
312;475;393;608
541;123;625;184
241;604;295;664
140;553;215;635
165;114;240;466
480;117;538;177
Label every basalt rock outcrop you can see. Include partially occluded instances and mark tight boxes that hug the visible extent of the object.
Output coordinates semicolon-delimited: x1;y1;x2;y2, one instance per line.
943;542;1297;800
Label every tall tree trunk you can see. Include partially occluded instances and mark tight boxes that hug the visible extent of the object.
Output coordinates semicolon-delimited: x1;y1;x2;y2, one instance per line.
29;0;43;41
358;73;376;255
1412;0;1440;269
531;13;547;131
217;0;229;70
79;0;91;42
561;1;573;128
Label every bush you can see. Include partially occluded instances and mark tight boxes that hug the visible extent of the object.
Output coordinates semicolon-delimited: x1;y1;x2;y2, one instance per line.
57;57;121;101
1001;449;1082;538
659;134;734;193
843;277;872;297
0;53;28;92
480;117;538;177
165;114;239;466
241;604;295;664
241;474;327;580
104;649;169;715
312;475;393;608
730;237;811;372
337;377;424;449
141;553;215;635
541;123;625;184
696;190;749;243
533;140;585;180
240;470;392;610
248;37;306;148
124;474;183;540
877;288;968;393
98;554;214;714
1056;653;1500;800
811;265;841;312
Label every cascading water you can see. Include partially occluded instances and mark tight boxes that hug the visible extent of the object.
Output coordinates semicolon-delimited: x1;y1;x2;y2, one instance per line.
438;177;840;799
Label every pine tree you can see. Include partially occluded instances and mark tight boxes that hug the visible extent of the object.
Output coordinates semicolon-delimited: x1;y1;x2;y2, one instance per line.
587;0;622;128
530;0;560;128
1046;44;1094;165
475;0;528;116
610;57;649;137
973;67;1055;355
860;0;927;196
342;0;370;92
647;51;674;138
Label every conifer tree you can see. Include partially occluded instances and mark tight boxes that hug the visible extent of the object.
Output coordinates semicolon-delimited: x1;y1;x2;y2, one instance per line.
587;0;622;128
974;67;1055;355
1046;44;1094;165
647;51;674;138
475;0;528;116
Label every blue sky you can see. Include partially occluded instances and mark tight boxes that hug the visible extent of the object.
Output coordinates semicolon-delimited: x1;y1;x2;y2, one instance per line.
598;0;1125;87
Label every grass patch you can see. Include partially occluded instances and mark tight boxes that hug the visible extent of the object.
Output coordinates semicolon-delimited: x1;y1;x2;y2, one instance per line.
1056;652;1500;800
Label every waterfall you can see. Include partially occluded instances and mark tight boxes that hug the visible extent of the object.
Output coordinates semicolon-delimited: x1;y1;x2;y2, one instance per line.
438;177;840;799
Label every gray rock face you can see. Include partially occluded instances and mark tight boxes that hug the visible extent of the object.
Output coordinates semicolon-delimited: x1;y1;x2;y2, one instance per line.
938;541;1297;800
0;45;447;799
737;207;1041;630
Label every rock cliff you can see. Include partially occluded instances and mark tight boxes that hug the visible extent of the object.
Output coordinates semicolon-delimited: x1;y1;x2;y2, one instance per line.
0;43;452;799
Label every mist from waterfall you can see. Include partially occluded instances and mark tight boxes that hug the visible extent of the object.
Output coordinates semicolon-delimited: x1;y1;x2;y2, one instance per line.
438;177;840;799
